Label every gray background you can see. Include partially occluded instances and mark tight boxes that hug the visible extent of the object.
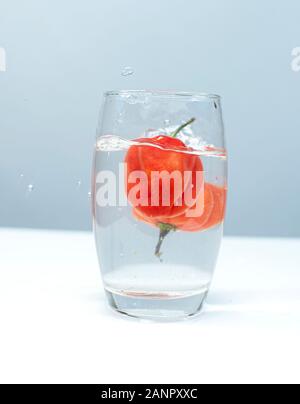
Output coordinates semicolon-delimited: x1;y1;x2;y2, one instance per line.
0;0;299;237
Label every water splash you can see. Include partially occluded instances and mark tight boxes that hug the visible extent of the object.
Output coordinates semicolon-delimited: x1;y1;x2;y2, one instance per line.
96;134;227;158
124;94;138;104
121;92;150;105
96;135;130;152
121;66;134;77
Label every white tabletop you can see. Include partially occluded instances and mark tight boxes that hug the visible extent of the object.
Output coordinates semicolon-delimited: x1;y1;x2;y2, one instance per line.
0;228;299;384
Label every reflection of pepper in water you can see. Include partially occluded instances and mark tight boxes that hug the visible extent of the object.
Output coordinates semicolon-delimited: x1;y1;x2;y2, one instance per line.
125;118;227;259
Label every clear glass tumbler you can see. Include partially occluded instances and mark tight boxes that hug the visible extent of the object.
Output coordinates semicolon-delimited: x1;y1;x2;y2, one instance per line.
92;90;227;320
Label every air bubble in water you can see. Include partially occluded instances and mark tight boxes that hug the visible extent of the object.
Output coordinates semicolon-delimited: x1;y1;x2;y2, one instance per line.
88;191;92;199
164;119;170;126
20;173;24;179
27;184;34;192
121;66;134;77
77;180;82;188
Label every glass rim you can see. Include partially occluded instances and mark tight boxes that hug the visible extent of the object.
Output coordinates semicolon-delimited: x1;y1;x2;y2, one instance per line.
104;89;221;100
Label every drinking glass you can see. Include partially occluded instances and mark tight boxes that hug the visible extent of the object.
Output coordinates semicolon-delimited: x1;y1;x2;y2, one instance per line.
92;90;227;320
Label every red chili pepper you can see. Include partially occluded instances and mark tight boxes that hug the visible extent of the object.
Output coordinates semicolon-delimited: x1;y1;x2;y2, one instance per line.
124;118;226;258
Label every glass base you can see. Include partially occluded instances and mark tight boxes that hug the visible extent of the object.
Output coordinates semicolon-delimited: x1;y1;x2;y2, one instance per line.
105;289;208;321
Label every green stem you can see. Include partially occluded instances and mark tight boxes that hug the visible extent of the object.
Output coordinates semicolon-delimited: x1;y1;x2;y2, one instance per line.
155;223;176;260
154;118;195;259
172;117;196;138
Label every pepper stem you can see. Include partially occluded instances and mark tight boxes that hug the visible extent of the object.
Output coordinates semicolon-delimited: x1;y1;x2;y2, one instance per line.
155;223;176;260
172;117;196;138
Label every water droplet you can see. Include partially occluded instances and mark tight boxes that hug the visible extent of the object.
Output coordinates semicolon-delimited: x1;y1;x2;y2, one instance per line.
121;92;149;105
125;94;138;104
88;191;92;199
20;173;24;179
164;119;170;126
77;180;82;188
27;184;34;192
116;111;125;125
121;66;134;77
